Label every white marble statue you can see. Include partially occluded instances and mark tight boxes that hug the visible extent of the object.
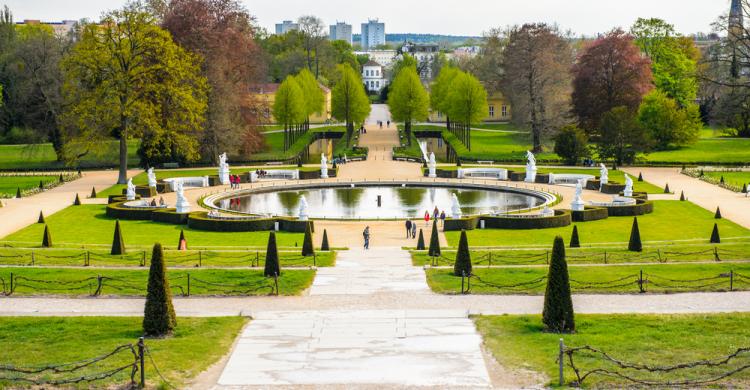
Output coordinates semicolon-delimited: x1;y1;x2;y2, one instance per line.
548;173;556;184
218;152;230;185
599;163;609;190
451;193;462;218
540;205;554;217
126;178;136;200
525;150;537;183
571;179;585;211
298;195;309;221
320;154;329;179
147;168;157;188
428;152;437;178
624;174;634;197
175;180;190;213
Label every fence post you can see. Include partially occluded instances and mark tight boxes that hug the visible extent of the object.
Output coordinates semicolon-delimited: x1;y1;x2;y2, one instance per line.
730;270;734;291
86;251;90;266
638;269;645;293
256;251;260;267
604;251;607;264
657;249;662;263
138;337;145;388
546;251;549;265
198;251;202;268
714;247;720;262
141;251;146;267
9;272;13;295
461;271;465;294
95;275;102;296
313;253;317;267
31;250;35;266
274;272;279;296
488;252;492;267
559;338;565;386
187;273;191;297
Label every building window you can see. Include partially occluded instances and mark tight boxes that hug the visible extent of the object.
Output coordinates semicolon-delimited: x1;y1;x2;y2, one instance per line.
375;81;380;88
502;105;507;117
437;111;442;119
489;105;495;118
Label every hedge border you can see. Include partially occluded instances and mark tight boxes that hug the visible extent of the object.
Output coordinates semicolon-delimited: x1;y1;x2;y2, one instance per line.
571;206;609;222
445;209;572;231
604;199;654;216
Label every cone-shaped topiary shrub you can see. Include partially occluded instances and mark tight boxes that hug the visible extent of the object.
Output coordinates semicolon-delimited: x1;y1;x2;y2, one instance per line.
90;187;97;198
41;224;52;248
111;220;125;255
16;187;21;198
456;159;462;167
428;220;441;257
453;230;472;276
177;229;186;250
39;180;44;190
416;229;425;250
542;236;575;333
143;243;176;337
720;176;725;184
37;211;45;224
569;225;580;248
58;173;64;183
628;217;642;252
710;223;721;244
743;183;748;194
715;207;722;219
73;193;81;205
664;183;670;194
700;169;704;176
321;229;330;251
637;172;643;182
302;222;314;256
679;191;685;201
264;232;281;277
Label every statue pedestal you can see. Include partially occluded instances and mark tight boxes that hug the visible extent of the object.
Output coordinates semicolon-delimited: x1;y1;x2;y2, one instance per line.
525;167;537;183
428;165;437;178
571;199;585;211
175;199;190;213
219;169;229;185
320;168;328;179
624;189;633;197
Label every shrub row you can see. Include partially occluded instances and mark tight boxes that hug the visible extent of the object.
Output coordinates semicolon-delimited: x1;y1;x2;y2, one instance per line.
601;182;626;194
605;199;654;217
299;168;338;180
444;210;573;231
571;206;609;222
187;212;313;233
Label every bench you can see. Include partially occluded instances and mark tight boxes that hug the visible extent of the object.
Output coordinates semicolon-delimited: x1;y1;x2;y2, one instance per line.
162;162;180;169
265;161;284;166
458;168;508;180
477;161;494;165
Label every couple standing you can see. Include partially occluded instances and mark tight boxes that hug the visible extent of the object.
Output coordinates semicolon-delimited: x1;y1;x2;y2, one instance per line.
404;220;417;239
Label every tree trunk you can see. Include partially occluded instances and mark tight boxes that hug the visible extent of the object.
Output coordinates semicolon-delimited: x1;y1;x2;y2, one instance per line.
406;121;411;146
117;135;128;184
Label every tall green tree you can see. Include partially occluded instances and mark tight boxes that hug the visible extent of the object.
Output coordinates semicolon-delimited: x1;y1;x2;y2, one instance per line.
430;66;460;129
638;90;701;149
598;106;652;165
62;3;207;184
387;67;429;145
331;63;370;144
446;71;488;150
272;75;305;150
295;68;325;121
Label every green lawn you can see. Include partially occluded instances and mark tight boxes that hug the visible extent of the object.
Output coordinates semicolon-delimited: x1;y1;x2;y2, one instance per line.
642;137;750;165
251;126;347;161
1;205;308;248
426;262;750;294
0;140;140;170
472;123;520;131
0;316;246;388
444;201;750;247
475;313;750;388
702;171;750;189
0;246;335;267
0;175;60;196
1;267;315;296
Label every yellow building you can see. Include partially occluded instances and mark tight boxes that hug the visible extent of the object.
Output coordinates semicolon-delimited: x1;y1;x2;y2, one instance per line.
250;83;332;124
428;92;512;123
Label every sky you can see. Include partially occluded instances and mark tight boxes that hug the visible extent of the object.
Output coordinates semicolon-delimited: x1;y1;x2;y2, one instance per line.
3;0;731;37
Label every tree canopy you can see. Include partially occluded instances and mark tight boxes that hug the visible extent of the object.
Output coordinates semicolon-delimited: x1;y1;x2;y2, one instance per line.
387;67;429;145
446;71;488;127
294;68;325;120
273;76;306;128
638;90;701;149
331;63;370;143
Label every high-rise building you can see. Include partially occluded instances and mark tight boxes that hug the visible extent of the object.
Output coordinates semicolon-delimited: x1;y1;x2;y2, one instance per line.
329;22;353;45
730;0;744;38
360;19;385;50
275;20;299;35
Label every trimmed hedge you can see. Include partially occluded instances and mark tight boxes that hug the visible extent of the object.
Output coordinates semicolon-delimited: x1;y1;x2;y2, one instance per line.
585;179;600;191
443;216;478;231
187;212;313;233
508;171;525;182
121;186;157;198
571;206;609;222
601;182;626;194
299;168;338;180
604;199;654;217
106;202;158;220
151;209;189;225
107;195;140;204
422;168;458;178
480;210;572;230
534;174;550;184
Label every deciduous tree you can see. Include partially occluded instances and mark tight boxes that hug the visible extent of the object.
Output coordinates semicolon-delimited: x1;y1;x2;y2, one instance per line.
638;90;701;149
430;66;460;129
331;63;370;144
446;72;487;150
598;106;652;165
272;75;305;150
554;125;589;165
388;67;429;145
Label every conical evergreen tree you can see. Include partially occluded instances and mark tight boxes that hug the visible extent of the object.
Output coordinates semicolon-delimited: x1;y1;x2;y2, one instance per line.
142;243;176;337
111;220;125;255
715;207;722;219
569;225;580;248
16;187;21;198
321;229;330;251
37;211;45;224
39;180;44;190
710;223;721;244
416;229;425;250
177;229;186;250
73;193;81;205
637;172;643;182
90;187;97;198
720;176;725;184
453;230;472;276
41;224;52;248
664;183;670;194
264;232;281;277
542;236;575;333
679;191;685;201
302;222;315;256
743;183;748;194
628;217;642;252
428;220;441;257
58;173;64;183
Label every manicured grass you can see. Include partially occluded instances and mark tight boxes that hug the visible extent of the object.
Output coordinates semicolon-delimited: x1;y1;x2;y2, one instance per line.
475;313;750;387
412;241;750;266
472;122;520;131
1;205;306;248
0;175;59;196
0;247;336;267
0;316;246;388
251;126;347;161
1;267;315;296
444;201;750;247
426;262;750;294
642;137;750;165
702;171;750;189
0;140;140;170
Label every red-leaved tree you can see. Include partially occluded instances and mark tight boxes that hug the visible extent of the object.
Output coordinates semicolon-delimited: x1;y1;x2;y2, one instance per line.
572;29;654;133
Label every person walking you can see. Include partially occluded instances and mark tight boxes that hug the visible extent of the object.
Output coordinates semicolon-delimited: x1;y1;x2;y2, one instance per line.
424;210;430;226
363;226;370;249
387;120;391;128
440;210;446;227
411;222;417;238
433;206;439;221
405;219;412;238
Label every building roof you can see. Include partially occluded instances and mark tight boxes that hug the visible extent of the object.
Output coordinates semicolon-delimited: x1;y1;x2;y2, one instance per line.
363;60;382;67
